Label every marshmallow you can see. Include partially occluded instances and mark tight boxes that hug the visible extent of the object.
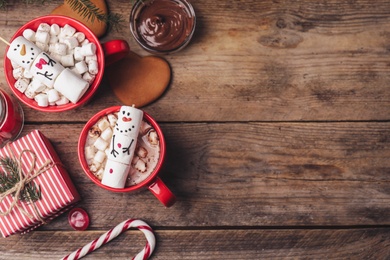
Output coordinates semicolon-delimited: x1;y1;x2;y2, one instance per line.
64;37;78;50
22;69;33;79
47;89;60;103
62;24;76;37
29;78;46;93
54;69;89;103
73;32;85;42
93;137;108;151
7;36;42;70
55;96;70;105
100;127;113;141
50;24;60;35
30;52;64;88
81;39;90;46
49;35;59;44
74;47;84;61
107;133;137;163
12;67;24;79
85;145;96;161
35;41;49;52
14;78;29;93
101;160;130;189
75;61;88;74
133;158;147;173
35;30;50;44
90;161;102;172
148;130;159;145
22;29;35;41
54;43;67;55
95;168;104;180
11;60;20;69
117;106;143;138
97;117;110;131
60;54;74;67
81;43;96;56
37;23;51;32
34;93;49;107
82;72;95;83
85;54;97;63
67;48;74;56
136;147;148;158
88;60;98;75
50;52;62;63
94;150;106;164
71;67;82;76
107;114;118;127
24;85;36;99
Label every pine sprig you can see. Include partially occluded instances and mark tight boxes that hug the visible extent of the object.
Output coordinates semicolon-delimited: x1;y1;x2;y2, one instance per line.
0;157;41;203
65;0;124;31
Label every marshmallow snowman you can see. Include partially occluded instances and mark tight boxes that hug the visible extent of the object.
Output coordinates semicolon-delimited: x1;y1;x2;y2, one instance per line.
7;36;90;104
102;106;143;189
7;36;41;70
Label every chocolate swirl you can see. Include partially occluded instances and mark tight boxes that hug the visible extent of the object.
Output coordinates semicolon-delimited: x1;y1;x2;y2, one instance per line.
135;0;195;52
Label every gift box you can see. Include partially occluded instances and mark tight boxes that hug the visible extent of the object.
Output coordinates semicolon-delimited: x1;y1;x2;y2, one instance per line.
0;130;80;237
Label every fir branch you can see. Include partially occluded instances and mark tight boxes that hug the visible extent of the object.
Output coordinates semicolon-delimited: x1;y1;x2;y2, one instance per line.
65;0;124;31
0;157;41;203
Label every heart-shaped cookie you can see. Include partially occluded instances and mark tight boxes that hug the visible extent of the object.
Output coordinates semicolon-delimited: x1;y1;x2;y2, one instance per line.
106;51;171;107
51;0;108;38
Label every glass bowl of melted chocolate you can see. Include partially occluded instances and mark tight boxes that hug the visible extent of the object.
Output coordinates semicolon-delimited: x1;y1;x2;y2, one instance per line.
130;0;196;54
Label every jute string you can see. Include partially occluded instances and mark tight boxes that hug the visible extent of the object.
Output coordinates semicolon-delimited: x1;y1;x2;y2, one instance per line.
0;144;54;224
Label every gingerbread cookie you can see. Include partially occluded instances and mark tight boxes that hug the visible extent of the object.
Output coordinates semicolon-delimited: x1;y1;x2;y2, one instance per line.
106;51;171;107
51;0;108;38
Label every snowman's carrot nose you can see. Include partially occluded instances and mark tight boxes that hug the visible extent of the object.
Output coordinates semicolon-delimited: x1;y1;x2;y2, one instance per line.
20;44;26;56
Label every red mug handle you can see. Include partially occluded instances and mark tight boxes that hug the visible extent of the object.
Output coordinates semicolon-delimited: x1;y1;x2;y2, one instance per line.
101;40;130;66
148;177;176;207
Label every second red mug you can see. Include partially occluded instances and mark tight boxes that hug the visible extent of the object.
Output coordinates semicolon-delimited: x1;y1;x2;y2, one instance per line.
78;106;176;207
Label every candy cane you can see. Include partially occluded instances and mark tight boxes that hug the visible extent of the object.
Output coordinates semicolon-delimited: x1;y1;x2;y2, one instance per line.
62;219;156;260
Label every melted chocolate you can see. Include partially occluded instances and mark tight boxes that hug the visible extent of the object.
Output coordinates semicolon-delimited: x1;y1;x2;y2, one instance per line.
135;0;195;51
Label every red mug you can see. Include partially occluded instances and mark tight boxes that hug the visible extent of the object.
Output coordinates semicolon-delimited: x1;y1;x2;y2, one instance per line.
3;15;129;112
0;89;24;147
78;106;176;207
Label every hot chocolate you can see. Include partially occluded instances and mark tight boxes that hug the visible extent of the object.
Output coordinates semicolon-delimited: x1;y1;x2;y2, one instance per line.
84;111;160;186
130;0;196;53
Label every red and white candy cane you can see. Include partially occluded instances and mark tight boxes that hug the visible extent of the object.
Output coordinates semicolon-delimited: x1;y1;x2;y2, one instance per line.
62;219;156;260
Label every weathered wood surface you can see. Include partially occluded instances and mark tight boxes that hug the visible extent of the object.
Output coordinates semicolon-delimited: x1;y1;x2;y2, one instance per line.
13;122;390;229
1;0;390;122
0;0;390;259
1;229;390;259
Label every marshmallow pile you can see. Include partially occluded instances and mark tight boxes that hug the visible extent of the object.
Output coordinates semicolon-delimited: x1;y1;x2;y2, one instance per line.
8;23;99;107
85;111;160;187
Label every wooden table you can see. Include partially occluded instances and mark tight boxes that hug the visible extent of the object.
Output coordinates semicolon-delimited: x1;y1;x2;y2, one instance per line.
1;0;390;258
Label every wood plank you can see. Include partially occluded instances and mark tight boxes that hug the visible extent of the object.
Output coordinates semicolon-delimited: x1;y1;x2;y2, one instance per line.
1;228;389;259
11;121;390;228
1;0;390;122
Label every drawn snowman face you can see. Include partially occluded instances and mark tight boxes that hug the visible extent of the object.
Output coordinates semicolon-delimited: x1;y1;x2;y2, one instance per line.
115;106;137;134
7;36;41;70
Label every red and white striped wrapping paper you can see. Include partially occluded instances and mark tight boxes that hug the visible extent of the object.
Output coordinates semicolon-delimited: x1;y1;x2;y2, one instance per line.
0;130;80;238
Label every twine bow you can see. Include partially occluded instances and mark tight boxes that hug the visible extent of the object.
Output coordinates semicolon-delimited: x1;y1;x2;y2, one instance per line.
0;144;54;223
